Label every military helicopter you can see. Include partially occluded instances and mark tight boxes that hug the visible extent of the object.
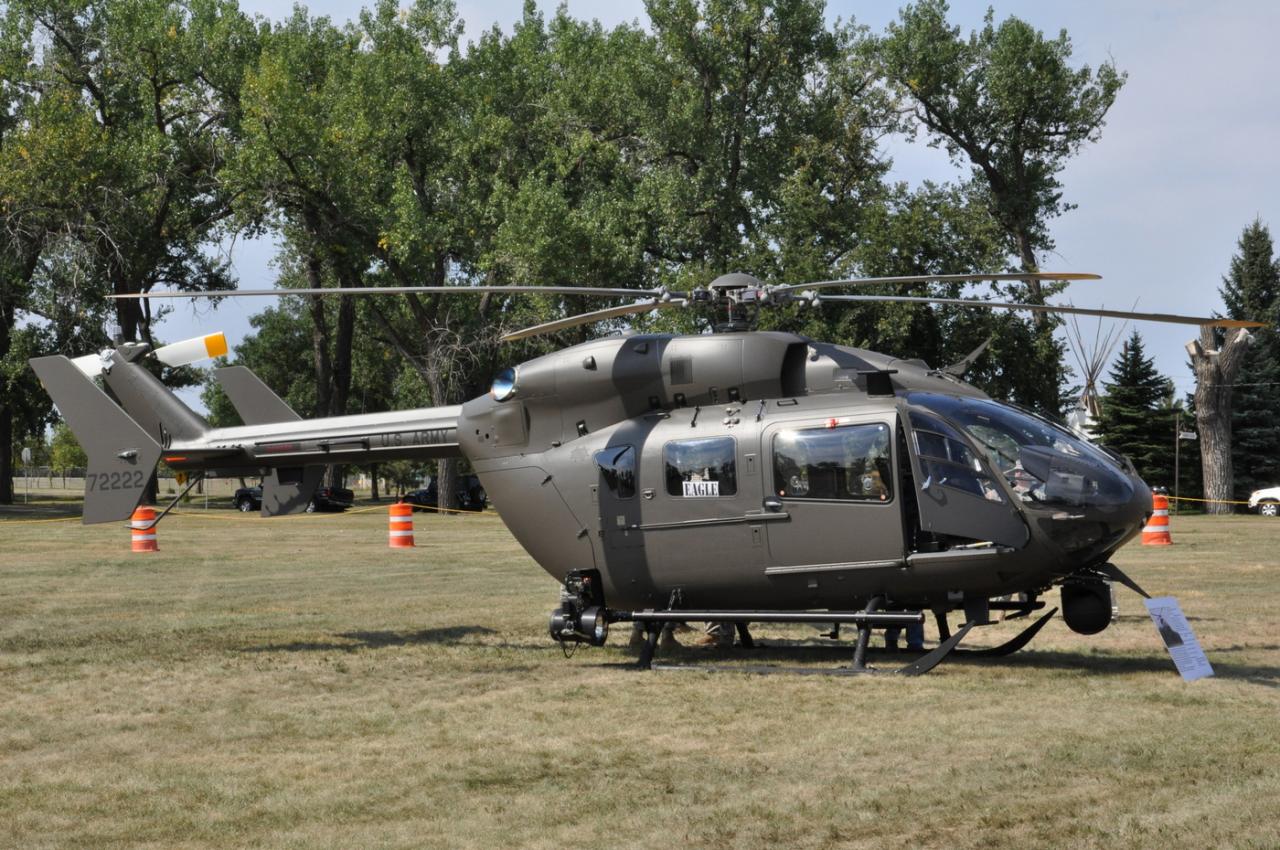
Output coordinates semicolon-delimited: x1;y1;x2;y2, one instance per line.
30;271;1262;674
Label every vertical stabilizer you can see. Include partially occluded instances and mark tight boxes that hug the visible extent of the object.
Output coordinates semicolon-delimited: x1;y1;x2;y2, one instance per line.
29;355;163;524
215;366;302;425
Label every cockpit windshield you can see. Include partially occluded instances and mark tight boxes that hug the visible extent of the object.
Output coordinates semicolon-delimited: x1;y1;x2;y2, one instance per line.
908;392;1134;509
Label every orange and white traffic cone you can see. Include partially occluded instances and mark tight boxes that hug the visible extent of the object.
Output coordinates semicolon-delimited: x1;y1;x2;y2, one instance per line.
1142;492;1173;546
389;502;415;548
130;506;159;552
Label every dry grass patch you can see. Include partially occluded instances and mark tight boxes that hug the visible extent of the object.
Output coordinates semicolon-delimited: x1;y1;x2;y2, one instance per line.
2;508;1278;849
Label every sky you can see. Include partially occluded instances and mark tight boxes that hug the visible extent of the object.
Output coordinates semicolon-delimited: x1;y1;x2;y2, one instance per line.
157;0;1280;407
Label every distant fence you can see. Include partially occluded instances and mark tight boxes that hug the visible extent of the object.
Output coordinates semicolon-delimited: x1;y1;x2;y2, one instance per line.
10;471;244;500
9;472;398;502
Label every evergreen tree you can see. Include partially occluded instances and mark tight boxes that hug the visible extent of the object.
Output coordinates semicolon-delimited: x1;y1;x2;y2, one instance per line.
1222;219;1280;320
1232;336;1280;496
1222;219;1280;498
1095;331;1176;487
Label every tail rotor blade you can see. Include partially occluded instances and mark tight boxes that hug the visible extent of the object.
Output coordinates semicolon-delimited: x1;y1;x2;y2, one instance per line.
68;332;231;379
153;332;229;367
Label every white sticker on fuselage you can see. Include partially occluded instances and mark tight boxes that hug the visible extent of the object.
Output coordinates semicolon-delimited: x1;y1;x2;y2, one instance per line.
682;480;720;497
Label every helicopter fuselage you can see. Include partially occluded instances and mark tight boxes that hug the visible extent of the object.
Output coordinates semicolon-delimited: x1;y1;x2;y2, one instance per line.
459;331;1153;612
92;328;1150;619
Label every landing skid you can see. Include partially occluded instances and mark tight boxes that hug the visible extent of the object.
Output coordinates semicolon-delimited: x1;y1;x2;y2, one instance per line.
650;622;977;676
633;603;1060;675
631;597;979;676
953;607;1057;657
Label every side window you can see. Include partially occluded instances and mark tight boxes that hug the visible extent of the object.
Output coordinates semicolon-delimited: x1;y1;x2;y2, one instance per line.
594;445;636;499
909;411;1004;503
664;436;737;497
773;423;893;502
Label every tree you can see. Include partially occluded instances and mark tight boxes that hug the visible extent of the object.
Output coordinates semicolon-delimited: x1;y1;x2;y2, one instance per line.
49;421;88;485
1185;219;1269;514
2;0;257;502
380;460;422;498
877;1;1125;411
1188;325;1250;513
15;0;257;342
0;4;102;502
1094;331;1175;487
1221;220;1280;499
1231;334;1280;498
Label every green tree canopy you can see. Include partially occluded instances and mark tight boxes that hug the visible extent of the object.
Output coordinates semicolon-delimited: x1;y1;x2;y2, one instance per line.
1096;331;1175;487
876;1;1125;412
1222;219;1280;497
49;421;88;476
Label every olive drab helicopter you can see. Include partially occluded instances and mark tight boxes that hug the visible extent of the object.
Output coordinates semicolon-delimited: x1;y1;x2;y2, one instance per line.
30;271;1264;675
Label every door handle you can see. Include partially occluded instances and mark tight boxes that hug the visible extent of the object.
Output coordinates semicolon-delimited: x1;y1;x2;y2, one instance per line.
763;495;783;512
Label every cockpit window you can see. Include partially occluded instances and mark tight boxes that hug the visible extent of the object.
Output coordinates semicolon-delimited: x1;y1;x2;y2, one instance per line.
909;411;1005;503
595;445;636;499
773;423;893;502
908;392;1133;508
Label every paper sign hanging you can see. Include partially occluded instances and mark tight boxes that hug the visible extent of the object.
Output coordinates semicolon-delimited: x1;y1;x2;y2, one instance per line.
1144;596;1214;681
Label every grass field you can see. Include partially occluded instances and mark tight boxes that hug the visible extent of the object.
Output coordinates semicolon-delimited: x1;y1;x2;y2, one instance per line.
2;505;1278;849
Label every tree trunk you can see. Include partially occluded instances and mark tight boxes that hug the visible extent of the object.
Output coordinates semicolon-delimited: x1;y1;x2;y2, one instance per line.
369;464;380;501
1189;327;1251;514
1015;231;1043;305
0;404;12;505
305;254;334;418
0;301;13;504
331;291;355;417
425;369;457;512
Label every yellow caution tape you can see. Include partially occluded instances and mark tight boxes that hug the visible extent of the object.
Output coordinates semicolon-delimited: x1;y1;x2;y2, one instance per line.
0;515;82;525
2;502;496;526
1165;494;1252;506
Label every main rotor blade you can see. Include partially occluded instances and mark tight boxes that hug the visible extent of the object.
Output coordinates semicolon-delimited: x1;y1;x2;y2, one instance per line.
500;299;688;342
815;294;1265;328
110;285;669;300
774;271;1100;295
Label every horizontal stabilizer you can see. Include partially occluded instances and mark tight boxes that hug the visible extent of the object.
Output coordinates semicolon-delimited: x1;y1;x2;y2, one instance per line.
215;366;301;425
29;355;162;524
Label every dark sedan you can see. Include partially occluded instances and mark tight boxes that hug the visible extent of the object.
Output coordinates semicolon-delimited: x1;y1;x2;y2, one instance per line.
233;484;355;513
403;475;487;512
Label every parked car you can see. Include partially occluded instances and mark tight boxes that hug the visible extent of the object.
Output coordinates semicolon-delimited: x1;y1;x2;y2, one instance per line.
403;474;487;512
1249;486;1280;517
233;483;355;513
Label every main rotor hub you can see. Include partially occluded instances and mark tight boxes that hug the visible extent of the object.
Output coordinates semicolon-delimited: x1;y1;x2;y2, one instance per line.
708;272;765;292
705;273;771;333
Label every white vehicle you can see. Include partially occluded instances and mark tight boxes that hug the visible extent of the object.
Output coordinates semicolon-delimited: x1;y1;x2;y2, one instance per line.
1249;486;1280;517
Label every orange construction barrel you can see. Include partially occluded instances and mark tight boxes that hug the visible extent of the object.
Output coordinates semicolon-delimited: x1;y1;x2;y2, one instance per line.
1142;492;1173;546
130;506;159;552
389;502;415;548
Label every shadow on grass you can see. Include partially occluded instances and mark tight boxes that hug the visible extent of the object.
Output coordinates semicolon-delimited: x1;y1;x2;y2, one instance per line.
980;648;1280;687
596;640;1280;687
245;625;498;653
0;501;83;520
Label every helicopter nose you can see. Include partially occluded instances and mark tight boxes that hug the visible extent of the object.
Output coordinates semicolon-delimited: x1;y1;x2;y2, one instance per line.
1134;478;1154;515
